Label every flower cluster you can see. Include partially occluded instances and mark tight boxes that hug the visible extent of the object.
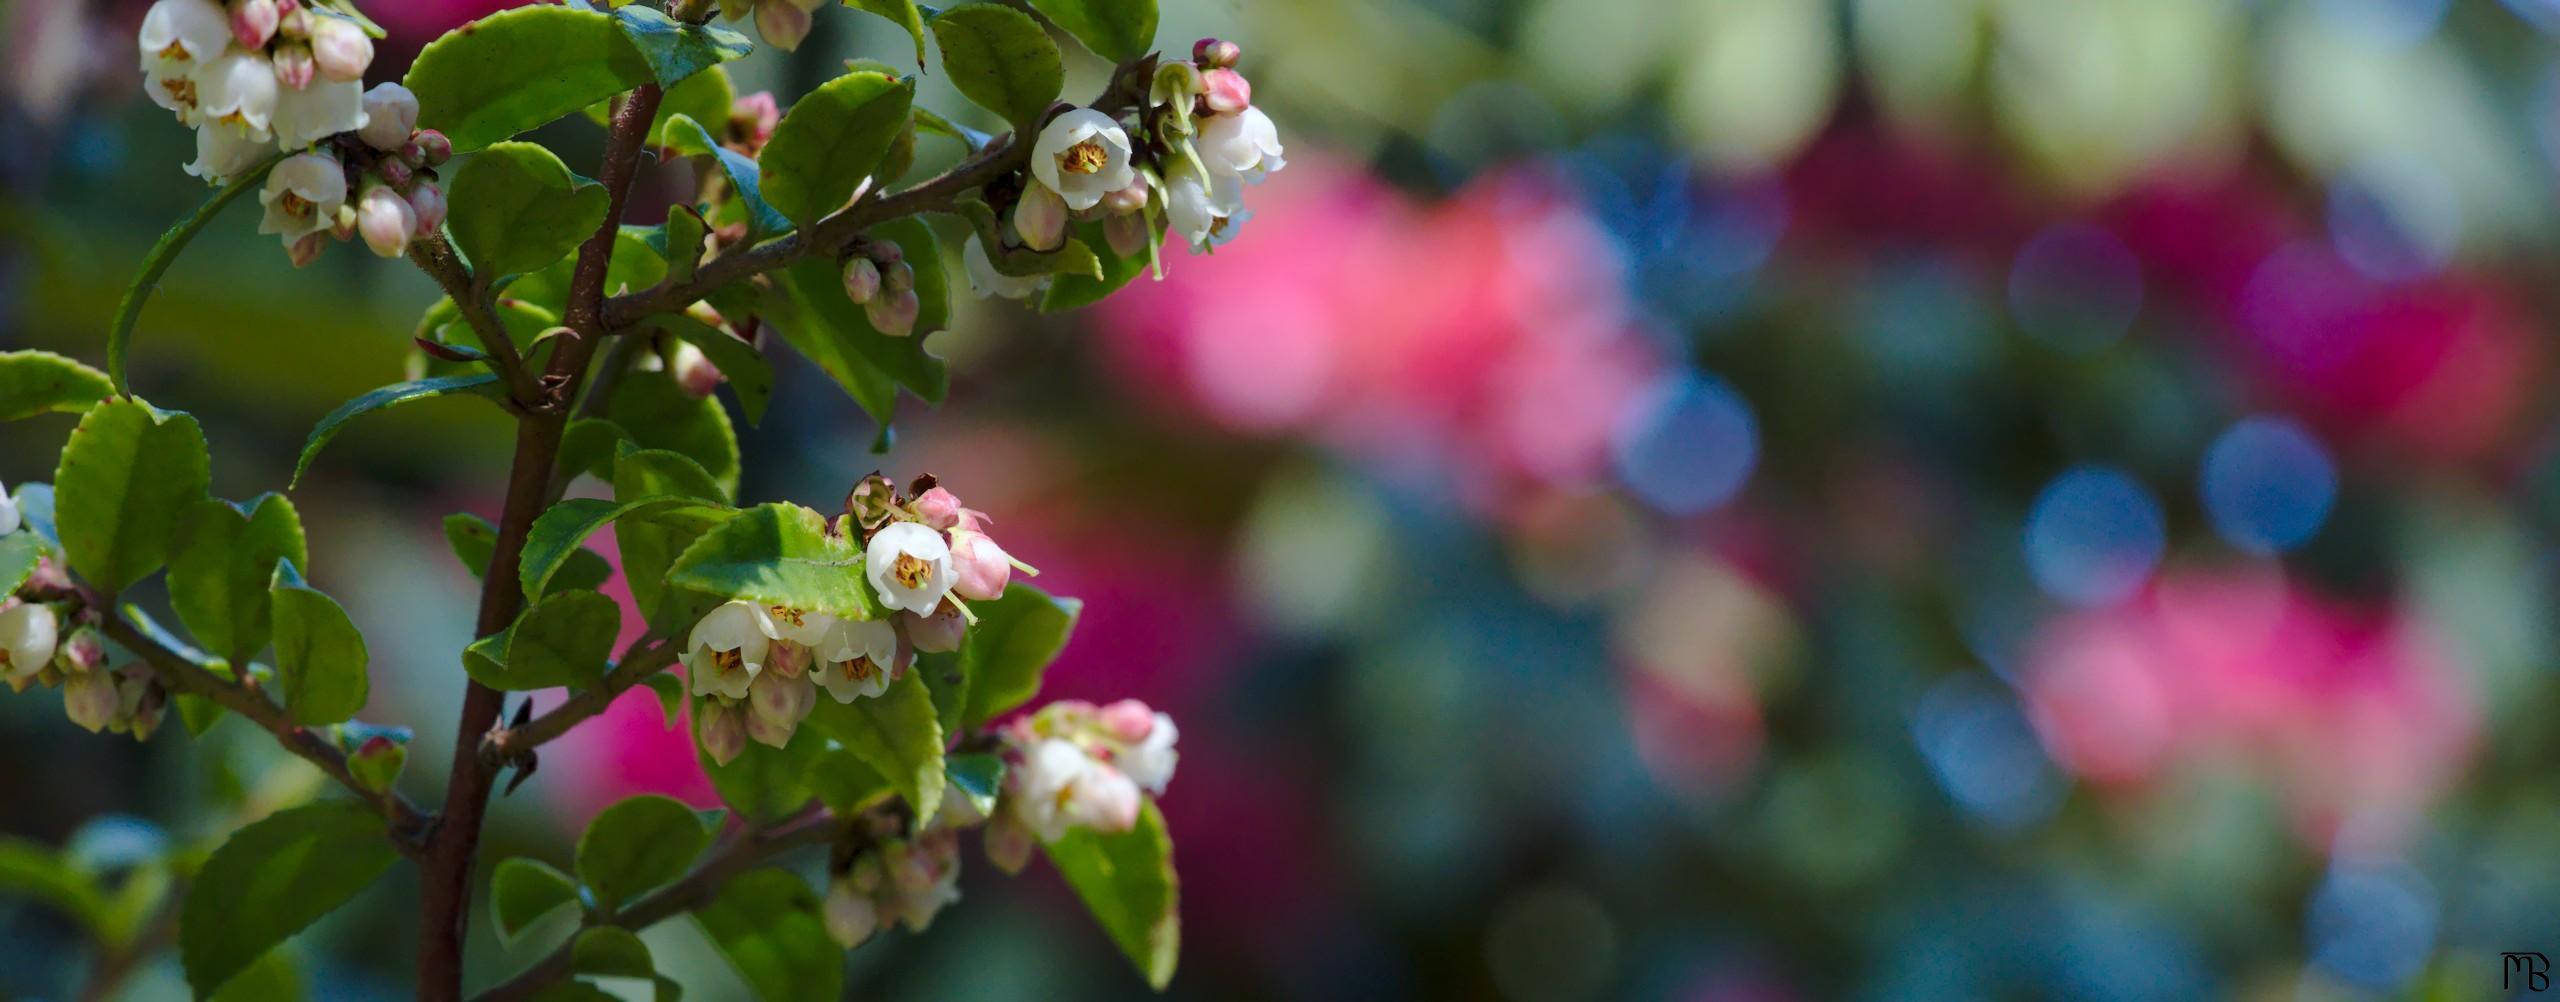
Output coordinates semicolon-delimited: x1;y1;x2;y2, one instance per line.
823;827;961;948
0;488;167;739
962;38;1288;301
983;698;1180;860
839;238;923;338
684;477;1035;764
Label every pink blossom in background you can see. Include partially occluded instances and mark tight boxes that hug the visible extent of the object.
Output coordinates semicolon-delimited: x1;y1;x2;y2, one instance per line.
2021;566;2480;848
543;527;717;824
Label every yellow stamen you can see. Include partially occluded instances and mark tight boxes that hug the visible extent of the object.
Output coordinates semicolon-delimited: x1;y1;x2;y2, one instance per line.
768;605;804;627
711;648;745;676
892;553;932;589
162;78;197;108
1058;139;1109;175
158;41;191;62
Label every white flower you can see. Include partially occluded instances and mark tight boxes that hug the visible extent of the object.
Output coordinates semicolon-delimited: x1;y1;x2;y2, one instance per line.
1117;712;1179;794
309;14;372;82
356;81;417;151
1011;738;1142;840
1028;108;1135;211
823;878;879;948
685;600;774;700
184;120;271;183
813;616;896;703
144;60;204;124
356;184;415;258
961;234;1047;301
1164;160;1245;251
196;48;278;138
64;669;122;733
1199;106;1285;183
864;521;955;615
0;603;58;684
0;478;17;536
272;75;366;149
257;151;345;239
138;0;230;70
876;833;961;931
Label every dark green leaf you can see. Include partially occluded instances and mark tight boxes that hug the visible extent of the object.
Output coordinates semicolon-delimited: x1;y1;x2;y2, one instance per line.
1042;799;1178;989
693;869;841;1002
54;398;209;594
487;590;620;690
520;496;719;602
607;370;741;499
639;673;687;727
650;314;773;426
407;6;655;152
806;747;894;813
804;669;943;819
0;350;112;421
846;0;928;63
612;449;734;631
0;839;109;937
558;417;635;483
449;142;613;279
445;512;614;597
1042;218;1151;311
269;561;369;725
573;925;656;979
180;801;399;997
292;374;499;488
611;5;752;88
696;699;819;823
661;113;791;238
666;503;877;620
665;204;709;287
957;584;1081;731
761;70;914;228
109;153;286;394
1024;0;1156;62
770;216;949;424
169;495;308;667
946;751;1004;816
577;794;715;911
929;4;1064;131
960;199;1103;279
490;856;582;946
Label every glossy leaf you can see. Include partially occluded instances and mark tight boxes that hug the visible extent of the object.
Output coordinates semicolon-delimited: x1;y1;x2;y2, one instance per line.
292;374;500;488
930;5;1063;130
0;350;112;421
519;495;717;602
666;503;877;620
805;669;943;819
611;5;751;88
1043;799;1179;990
487;590;620;690
693;869;841;1002
650;313;773;425
577;794;716;911
1025;0;1157;62
448;142;612;279
0;535;43;597
612;448;734;631
807;747;894;813
760;70;914;228
407;6;655;152
661;113;790;238
572;926;656;981
169;495;308;667
445;512;614;597
490;856;582;946
698;707;821;823
1042;218;1152;311
846;0;928;63
179;801;399;997
770;215;949;423
54;398;209;594
269;561;369;725
606;370;741;499
956;584;1082;731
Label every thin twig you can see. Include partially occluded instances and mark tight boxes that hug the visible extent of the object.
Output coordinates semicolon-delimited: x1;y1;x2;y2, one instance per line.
408;234;537;405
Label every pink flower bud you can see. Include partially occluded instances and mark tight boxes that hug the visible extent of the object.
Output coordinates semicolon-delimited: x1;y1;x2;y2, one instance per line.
286;231;326;267
983;813;1035;874
412;130;453;165
310;15;370;82
356;184;415;258
865;289;919;338
911;487;965;530
357;81;419;152
54;627;105;673
271;43;316;90
842;257;881;304
1012;184;1069;252
673;341;725;399
754;0;813;52
732;91;781;148
24;557;71;595
903;605;964;654
868;239;905;268
1098;699;1156;743
375;157;413;189
63;669;120;733
1201;68;1252;115
1193;37;1241;69
350;733;407;792
882;260;915;294
406;182;447;237
1102;179;1148;215
230;0;279;50
1073;765;1142;833
1103;211;1148;257
948;528;1011;602
697;700;746;765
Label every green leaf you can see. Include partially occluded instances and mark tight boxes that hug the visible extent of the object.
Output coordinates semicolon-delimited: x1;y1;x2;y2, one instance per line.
639;673;687;727
490;856;582;946
650;313;773;426
804;669;943;819
559;417;635;483
1024;0;1156;62
449;142;614;279
946;751;1004;817
0;350;112;421
664;204;709;287
169;495;309;668
769;216;949;424
960;199;1103;279
208;947;303;1002
578;794;716;911
929;4;1064;131
573;925;656;979
54;398;209;594
269;561;369;725
610;5;752;88
445;512;614;598
612;449;734;631
520;496;718;603
1042;218;1151;311
607;226;670;299
1042;799;1179;990
180;801;399;997
661;113;791;238
667;504;878;620
806;747;894;813
125;604;235;736
760;70;914;228
693;869;841;1002
481;590;619;690
698;709;820;823
407;5;655;152
0;839;110;937
846;0;928;64
606;370;741;499
109;153;286;394
0;535;43;596
292;374;500;488
956;584;1081;731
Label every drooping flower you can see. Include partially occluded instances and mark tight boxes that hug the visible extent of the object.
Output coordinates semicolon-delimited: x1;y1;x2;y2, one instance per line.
1009;738;1141;841
0;603;58;687
696;699;747;765
1199;106;1285;183
865;521;955;615
357;81;417;151
814;616;897;703
196;48;279;138
184;119;271;182
684;600;774;700
272;75;366;148
256;151;345;240
1114;708;1180;794
1163;160;1244;251
902;603;965;653
751;0;824;51
143;60;204;123
948;528;1011;602
961;235;1047;301
139;0;231;71
356;183;416;258
1028;108;1135;211
744;669;816;747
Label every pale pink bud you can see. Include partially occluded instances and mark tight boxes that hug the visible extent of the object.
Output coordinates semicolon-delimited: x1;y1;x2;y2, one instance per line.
1098;699;1156;744
1073;766;1142;833
903;605;964;653
732;91;781;148
412;129;453;166
54;627;105;673
63;669;120;733
1102;180;1148;215
1103;211;1147;257
744;704;796;748
754;0;813;52
406;182;447;237
1201;68;1252;115
357;81;418;151
865;289;919;338
882;260;915;293
230;0;279;50
984;812;1035;873
271;43;317;90
310;15;370;82
356;184;415;258
948;528;1011;602
698;700;747;764
286;231;326;267
1012;184;1069;252
1193;37;1241;69
842;257;880;304
672;341;725;399
911;487;965;531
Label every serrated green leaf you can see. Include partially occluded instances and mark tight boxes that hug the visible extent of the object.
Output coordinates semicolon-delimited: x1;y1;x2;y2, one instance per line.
1043;799;1178;989
649;313;773;426
761;70;914;228
661;113;791;238
667;504;877;620
611;6;751;88
1041;218;1150;311
578;794;715;911
957;584;1081;731
929;4;1064;131
1024;0;1156;62
693;869;841;1002
292;374;500;488
408;6;655;152
558;416;635;484
169;495;308;668
805;669;942;819
639;673;687;727
612;449;734;632
845;0;928;63
607;370;740;499
269;561;369;726
54;398;209;594
664;204;709;287
109;154;286;394
180;801;398;997
491;856;582;946
520;496;718;601
484;590;620;690
444;512;613;598
806;747;894;813
449;142;613;279
0;350;112;421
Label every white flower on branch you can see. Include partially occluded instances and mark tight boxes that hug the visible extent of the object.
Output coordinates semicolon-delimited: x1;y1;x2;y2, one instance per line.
865;521;955;615
685;600;774;700
139;0;231;72
961;235;1047;301
257;150;345;241
1200;106;1286;183
184;119;271;182
196;48;279;139
1029;109;1135;212
813;616;896;703
273;75;366;149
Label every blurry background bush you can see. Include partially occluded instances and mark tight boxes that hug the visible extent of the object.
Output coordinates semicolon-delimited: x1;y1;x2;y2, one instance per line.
11;0;2560;998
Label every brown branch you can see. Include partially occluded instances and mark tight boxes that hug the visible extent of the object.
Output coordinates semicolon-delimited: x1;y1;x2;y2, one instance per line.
407;234;538;405
472;805;842;1002
481;637;680;765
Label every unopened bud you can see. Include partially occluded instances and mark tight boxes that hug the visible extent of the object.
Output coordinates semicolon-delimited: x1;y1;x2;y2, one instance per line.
754;0;814;52
357;184;415;258
865;289;919;338
1103;211;1148;257
983;812;1036;873
911;487;964;531
903;604;965;654
350;734;407;792
1193;37;1241;69
358;81;419;152
948;528;1011;602
867;239;905;268
1012;184;1069;252
230;0;279;50
271;43;316;91
1102;179;1148;215
276;6;310;40
287;231;327;267
824;878;880;948
310;14;372;82
375;157;413;189
23;557;71;595
698;700;747;765
731;91;781;149
672;341;725;399
406;182;447;237
882;260;914;294
1201;68;1251;115
1099;699;1156;743
412;130;453;166
63;669;120;733
54;627;105;673
842;257;881;304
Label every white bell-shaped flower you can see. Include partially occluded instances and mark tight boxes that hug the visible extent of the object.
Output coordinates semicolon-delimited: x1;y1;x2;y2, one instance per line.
144;59;205;124
1028;108;1135;211
1164;160;1245;251
356;81;418;151
1011;737;1093;842
184;120;271;183
138;0;231;70
814;616;896;703
196;48;278;138
685;600;774;700
257;151;344;239
864;521;956;615
960;234;1047;301
0;603;58;684
1116;712;1180;794
272;75;366;149
1199;106;1286;183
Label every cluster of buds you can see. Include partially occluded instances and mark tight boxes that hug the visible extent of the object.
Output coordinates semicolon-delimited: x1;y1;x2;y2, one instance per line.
138;0;374;183
262;84;450;264
657;304;747;401
982;698;1180;866
723;0;827;53
839;238;923;337
1;580;167;741
823;827;962;948
962;37;1287;302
